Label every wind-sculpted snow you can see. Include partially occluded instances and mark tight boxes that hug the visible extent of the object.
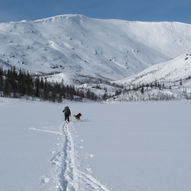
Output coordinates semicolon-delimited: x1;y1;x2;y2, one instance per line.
1;14;191;83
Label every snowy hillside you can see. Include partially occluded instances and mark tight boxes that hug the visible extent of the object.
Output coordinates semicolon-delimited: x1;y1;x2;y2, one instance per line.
112;53;191;101
118;53;191;85
1;14;191;84
1;97;191;191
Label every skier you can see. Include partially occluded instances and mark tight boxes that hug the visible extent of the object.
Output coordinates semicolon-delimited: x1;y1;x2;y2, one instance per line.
63;106;71;122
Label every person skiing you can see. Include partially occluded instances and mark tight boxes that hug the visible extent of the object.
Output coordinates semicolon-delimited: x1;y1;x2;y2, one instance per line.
63;106;71;122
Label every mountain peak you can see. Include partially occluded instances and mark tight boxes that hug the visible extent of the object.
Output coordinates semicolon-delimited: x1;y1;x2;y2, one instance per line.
34;14;88;23
1;15;191;84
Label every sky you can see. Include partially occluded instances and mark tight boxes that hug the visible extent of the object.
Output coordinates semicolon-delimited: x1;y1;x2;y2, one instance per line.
0;0;191;23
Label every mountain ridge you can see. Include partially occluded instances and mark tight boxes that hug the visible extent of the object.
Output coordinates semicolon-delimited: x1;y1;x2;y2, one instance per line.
1;14;191;84
117;53;191;85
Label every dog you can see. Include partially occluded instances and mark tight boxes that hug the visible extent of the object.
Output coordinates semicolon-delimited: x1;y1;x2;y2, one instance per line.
73;113;82;120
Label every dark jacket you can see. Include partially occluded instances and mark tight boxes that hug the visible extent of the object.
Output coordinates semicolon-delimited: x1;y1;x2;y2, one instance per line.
63;106;71;116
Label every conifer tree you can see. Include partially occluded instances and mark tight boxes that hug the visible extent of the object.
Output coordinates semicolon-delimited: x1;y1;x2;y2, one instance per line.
0;67;3;92
35;77;40;97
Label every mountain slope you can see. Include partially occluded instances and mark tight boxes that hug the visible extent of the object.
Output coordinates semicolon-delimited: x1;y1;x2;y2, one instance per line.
112;53;191;101
1;14;191;83
118;53;191;86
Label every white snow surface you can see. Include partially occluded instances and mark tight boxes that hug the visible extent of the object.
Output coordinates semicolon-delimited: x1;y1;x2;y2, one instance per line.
1;14;191;82
118;53;191;85
1;97;191;191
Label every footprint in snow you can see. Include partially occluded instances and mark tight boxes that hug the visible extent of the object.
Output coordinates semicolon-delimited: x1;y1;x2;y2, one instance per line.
41;177;50;185
86;168;92;173
89;154;94;158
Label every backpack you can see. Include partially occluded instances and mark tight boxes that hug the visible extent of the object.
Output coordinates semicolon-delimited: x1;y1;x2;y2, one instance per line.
63;106;70;115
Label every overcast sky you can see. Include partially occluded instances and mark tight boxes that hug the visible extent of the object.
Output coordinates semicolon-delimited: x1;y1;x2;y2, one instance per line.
0;0;191;23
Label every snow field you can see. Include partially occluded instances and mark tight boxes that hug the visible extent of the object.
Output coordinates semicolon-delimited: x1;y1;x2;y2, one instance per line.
72;101;191;191
0;98;111;191
0;98;60;191
47;121;111;191
0;98;191;191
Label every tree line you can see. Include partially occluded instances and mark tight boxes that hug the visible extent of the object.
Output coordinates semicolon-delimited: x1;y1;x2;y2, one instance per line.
0;67;99;102
115;81;174;96
113;80;191;101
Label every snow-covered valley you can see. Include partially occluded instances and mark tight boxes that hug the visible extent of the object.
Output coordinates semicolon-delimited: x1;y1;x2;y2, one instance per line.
1;97;191;191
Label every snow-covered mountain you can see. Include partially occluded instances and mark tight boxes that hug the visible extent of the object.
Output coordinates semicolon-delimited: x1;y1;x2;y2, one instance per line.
111;53;191;101
118;53;191;86
1;14;191;84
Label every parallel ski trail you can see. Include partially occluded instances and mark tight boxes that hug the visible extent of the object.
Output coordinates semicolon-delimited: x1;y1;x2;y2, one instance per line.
57;122;111;191
77;170;111;191
59;122;78;191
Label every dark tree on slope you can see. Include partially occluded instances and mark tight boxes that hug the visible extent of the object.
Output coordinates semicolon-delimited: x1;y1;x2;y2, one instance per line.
0;67;4;92
34;77;40;97
43;79;49;100
180;79;183;86
0;67;99;102
141;86;144;94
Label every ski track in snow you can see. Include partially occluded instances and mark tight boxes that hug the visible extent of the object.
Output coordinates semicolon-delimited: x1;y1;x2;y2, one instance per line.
50;121;111;191
29;127;63;136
